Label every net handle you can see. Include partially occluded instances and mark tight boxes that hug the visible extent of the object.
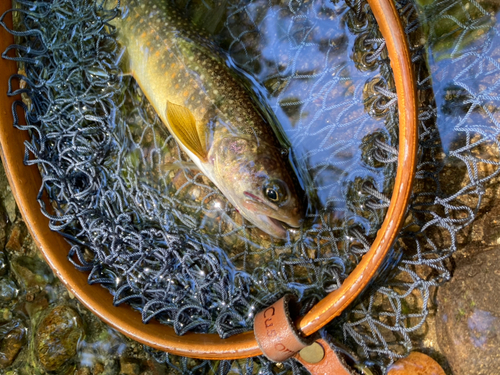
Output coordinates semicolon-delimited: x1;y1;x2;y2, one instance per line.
0;0;417;360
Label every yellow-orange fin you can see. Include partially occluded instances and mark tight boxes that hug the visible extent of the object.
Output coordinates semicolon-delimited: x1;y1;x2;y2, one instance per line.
165;101;208;161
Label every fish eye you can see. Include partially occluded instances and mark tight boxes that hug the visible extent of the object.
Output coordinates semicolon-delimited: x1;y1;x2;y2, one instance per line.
266;188;278;201
263;180;288;204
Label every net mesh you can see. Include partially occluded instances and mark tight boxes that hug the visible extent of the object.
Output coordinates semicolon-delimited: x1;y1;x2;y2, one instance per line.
1;0;500;373
2;0;397;340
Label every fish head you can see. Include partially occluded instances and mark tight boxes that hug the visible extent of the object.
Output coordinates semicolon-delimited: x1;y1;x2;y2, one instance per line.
214;136;305;239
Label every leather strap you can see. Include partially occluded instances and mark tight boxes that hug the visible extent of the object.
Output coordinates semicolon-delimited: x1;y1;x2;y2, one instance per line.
254;295;358;375
254;295;314;362
294;339;357;375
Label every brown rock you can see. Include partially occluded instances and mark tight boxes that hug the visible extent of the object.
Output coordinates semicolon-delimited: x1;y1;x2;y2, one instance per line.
387;352;446;375
3;194;17;225
120;358;140;375
5;224;22;253
35;305;85;372
75;368;91;375
142;359;168;375
11;255;53;288
437;248;500;375
93;362;105;375
25;295;49;318
0;324;27;368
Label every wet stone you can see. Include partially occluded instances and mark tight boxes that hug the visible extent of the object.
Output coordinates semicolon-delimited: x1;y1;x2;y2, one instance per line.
5;223;22;254
387;352;445;375
436;248;500;375
96;359;119;375
0;309;12;324
120;357;141;375
0;322;27;368
93;362;105;375
11;255;54;288
0;169;17;226
0;278;18;304
35;305;85;372
0;210;7;251
0;252;7;276
3;194;17;225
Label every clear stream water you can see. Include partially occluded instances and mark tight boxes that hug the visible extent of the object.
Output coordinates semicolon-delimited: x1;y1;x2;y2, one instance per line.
1;0;500;373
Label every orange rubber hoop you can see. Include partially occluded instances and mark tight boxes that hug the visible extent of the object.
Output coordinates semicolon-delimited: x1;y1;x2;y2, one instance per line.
0;0;416;360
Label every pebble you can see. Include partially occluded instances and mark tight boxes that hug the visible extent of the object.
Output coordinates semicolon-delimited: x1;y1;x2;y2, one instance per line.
95;359;119;375
120;357;141;375
436;248;500;375
0;309;12;324
387;352;445;375
0;278;18;304
35;305;85;372
11;255;53;288
5;224;22;253
0;320;27;368
3;194;17;224
93;362;105;375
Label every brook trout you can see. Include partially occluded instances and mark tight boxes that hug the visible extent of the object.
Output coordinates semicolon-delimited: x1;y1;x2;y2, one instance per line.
112;0;305;238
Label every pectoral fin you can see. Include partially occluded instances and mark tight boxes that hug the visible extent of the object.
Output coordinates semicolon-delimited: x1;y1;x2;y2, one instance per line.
160;160;200;173
165;101;208;161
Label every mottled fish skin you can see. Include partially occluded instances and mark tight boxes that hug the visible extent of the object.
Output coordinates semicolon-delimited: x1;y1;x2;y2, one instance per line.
113;0;305;238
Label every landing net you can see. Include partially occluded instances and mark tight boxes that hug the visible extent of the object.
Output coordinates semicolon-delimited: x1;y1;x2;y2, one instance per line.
2;0;499;373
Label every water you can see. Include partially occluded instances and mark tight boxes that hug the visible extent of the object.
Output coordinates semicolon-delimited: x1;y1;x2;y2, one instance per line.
4;0;500;373
116;0;397;270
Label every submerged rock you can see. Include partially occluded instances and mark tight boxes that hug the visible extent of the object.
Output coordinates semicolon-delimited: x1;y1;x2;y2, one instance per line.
0;251;7;276
92;359;119;375
11;255;54;288
0;278;18;304
120;357;141;375
3;194;17;225
436;248;500;375
35;305;85;372
0;321;27;368
5;223;22;254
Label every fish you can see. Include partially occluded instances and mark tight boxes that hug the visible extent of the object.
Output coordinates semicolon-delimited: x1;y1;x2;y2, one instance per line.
111;0;305;238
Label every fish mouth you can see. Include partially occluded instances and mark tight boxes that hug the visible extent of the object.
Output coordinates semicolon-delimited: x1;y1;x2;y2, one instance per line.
259;215;299;239
243;191;301;238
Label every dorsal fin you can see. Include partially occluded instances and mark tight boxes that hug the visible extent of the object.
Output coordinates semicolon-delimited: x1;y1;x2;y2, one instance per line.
165;101;208;161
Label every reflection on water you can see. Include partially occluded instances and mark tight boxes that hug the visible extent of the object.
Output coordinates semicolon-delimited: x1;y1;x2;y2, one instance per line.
6;0;396;358
119;0;398;280
467;309;498;348
419;0;500;158
191;0;397;210
221;0;394;212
